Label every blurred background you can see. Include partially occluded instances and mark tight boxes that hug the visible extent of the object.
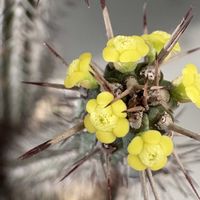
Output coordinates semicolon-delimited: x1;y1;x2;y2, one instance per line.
1;0;200;199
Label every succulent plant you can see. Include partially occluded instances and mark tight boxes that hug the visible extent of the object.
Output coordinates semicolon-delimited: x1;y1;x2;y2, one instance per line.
17;1;200;200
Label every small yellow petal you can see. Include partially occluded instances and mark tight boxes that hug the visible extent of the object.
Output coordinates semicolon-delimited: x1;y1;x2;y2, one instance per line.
86;99;97;113
142;30;180;59
79;59;90;72
142;130;161;144
137;43;149;55
182;64;197;75
78;53;91;72
84;114;96;133
119;50;140;62
150;157;167;171
185;86;200;108
64;72;85;88
160;136;174;156
97;92;114;107
96;131;116;144
80;79;94;89
102;47;119;62
182;67;196;87
79;52;92;60
127;154;147;171
107;38;115;47
128;136;143;155
113;118;129;137
67;59;79;74
111;100;127;118
64;77;74;88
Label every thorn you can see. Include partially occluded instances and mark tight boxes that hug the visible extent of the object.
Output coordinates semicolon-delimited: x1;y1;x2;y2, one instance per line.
21;81;79;91
50;122;84;145
60;148;100;181
187;47;200;54
18;122;84;159
167;167;189;196
106;86;133;107
105;152;112;200
156;8;193;65
146;169;161;200
90;62;113;93
143;2;148;34
139;171;149;200
172;150;200;200
164;47;200;65
100;0;114;39
154;53;160;86
105;84;144;108
43;42;68;66
18;140;51;160
168;123;200;142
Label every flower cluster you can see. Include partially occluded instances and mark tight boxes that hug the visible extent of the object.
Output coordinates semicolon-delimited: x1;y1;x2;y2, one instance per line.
127;130;173;171
102;35;149;72
64;52;98;89
84;92;129;144
62;28;200;172
142;31;181;62
19;5;200;199
172;64;200;108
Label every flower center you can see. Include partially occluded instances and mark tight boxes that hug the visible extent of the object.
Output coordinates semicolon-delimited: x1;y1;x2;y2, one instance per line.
114;36;136;51
90;109;117;131
139;144;164;167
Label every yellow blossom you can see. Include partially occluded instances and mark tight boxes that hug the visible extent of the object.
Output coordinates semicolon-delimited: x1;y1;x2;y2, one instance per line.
64;52;98;89
142;31;181;61
84;91;129;144
172;64;200;108
127;130;173;171
102;35;149;73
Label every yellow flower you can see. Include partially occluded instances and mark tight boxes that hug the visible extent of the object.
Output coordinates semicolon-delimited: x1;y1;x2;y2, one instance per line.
102;35;149;73
127;130;173;171
172;64;200;108
64;52;98;89
84;92;129;144
142;31;181;61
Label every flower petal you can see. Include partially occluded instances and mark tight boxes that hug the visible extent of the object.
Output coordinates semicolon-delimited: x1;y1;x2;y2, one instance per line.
64;77;74;88
64;72;85;88
160;135;174;156
78;53;91;72
113;118;129;137
86;99;97;113
111;100;127;118
67;59;79;74
84;114;96;133
142;130;161;144
137;43;149;55
79;52;92;61
186;86;200;108
128;136;143;155
127;154;147;171
96;131;116;144
182;64;197;86
150;156;167;171
97;92;114;107
102;47;119;62
119;50;141;62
